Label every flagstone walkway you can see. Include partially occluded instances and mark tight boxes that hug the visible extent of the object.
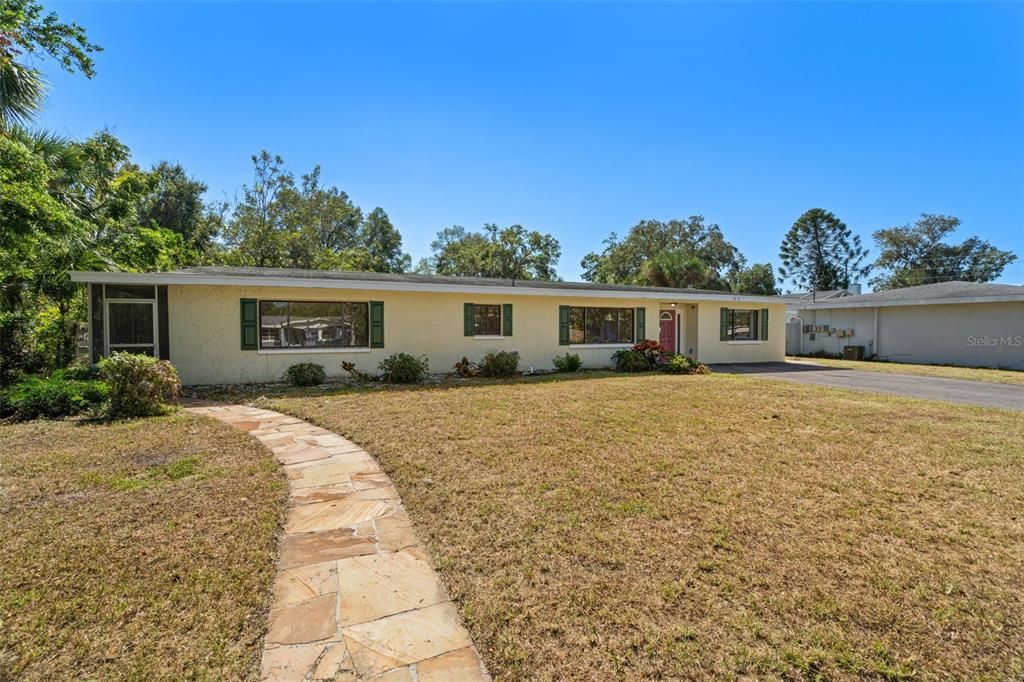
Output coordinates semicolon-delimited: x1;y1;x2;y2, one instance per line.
186;403;489;682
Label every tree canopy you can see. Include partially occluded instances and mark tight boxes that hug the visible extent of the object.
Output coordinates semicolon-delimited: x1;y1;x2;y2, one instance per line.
0;0;101;129
731;263;780;296
870;214;1017;290
581;217;744;290
778;208;870;291
222;152;411;271
424;223;561;280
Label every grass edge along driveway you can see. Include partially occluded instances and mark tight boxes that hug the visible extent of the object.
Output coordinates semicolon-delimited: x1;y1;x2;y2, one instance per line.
788;356;1024;386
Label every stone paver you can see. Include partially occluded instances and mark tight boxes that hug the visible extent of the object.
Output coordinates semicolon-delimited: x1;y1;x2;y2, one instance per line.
186;403;489;682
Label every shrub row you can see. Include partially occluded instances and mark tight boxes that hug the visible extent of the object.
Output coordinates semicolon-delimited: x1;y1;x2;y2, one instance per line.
1;353;181;422
612;341;710;375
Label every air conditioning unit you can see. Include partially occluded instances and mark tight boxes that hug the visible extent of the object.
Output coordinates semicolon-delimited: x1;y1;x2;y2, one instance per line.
843;345;865;360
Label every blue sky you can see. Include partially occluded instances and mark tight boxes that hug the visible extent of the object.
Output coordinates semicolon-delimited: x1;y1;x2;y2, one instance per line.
40;1;1024;287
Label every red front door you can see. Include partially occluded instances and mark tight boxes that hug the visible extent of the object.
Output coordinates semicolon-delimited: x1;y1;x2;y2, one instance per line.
659;312;675;353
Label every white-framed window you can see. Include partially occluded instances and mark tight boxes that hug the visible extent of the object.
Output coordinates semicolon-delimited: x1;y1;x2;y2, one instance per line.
105;284;157;357
258;300;369;350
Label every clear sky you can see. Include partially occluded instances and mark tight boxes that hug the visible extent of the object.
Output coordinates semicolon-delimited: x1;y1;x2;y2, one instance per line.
39;1;1024;286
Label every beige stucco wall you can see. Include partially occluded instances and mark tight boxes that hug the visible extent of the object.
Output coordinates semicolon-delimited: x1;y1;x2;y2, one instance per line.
797;301;1024;369
693;302;787;364
164;284;786;384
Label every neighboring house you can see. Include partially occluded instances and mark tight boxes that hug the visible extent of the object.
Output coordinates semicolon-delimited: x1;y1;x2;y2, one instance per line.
794;281;1024;370
70;266;787;385
779;288;857;356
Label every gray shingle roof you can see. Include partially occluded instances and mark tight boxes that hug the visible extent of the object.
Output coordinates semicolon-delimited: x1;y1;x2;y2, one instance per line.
170;266;739;297
777;289;851;303
800;280;1024;308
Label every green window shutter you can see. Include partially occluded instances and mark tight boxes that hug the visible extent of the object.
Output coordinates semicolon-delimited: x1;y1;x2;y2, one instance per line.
240;298;258;350
635;307;645;341
464;303;476;336
558;305;570;345
760;308;769;341
370;301;385;348
720;307;729;341
502;303;513;336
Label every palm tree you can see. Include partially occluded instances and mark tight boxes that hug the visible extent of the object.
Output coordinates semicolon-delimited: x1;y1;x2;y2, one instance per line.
641;250;722;290
0;59;45;132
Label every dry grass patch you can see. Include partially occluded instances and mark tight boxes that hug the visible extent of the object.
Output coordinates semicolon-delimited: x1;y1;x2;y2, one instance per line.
0;412;286;681
789;356;1024;385
263;374;1024;681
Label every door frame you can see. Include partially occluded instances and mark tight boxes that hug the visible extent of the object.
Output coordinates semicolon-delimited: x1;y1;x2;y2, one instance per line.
659;310;677;353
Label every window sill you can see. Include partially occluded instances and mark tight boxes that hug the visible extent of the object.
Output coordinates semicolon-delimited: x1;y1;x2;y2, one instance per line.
725;340;765;345
257;347;373;354
569;343;633;349
473;335;506;340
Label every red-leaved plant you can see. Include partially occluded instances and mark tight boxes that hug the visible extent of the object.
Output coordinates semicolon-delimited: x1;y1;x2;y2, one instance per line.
632;340;666;366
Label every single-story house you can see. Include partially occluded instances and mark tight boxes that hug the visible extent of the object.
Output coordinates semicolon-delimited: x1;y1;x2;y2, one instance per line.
778;287;857;355
794;281;1024;370
70;266;787;385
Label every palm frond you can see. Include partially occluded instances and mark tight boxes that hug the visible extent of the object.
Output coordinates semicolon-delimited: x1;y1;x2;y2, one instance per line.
0;60;46;130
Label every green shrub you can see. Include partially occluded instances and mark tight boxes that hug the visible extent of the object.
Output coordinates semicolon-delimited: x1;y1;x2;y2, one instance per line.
479;350;520;378
552;352;582;373
285;362;327;386
611;349;650;372
99;352;181;419
378;353;429;384
660;354;711;375
51;364;101;381
1;375;109;421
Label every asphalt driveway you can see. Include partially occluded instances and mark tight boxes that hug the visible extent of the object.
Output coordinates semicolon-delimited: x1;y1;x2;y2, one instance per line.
713;362;1024;411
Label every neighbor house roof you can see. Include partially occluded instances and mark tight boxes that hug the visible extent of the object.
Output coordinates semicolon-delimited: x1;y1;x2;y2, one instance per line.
778;289;851;303
799;281;1024;309
70;266;783;304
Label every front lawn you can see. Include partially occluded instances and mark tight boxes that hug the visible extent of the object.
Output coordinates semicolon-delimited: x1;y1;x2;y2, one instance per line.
788;356;1024;385
0;413;286;680
262;374;1024;680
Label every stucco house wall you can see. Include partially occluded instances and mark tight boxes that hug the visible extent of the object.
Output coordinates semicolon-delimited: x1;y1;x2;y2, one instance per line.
163;285;785;384
695;302;785;364
797;301;1024;370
